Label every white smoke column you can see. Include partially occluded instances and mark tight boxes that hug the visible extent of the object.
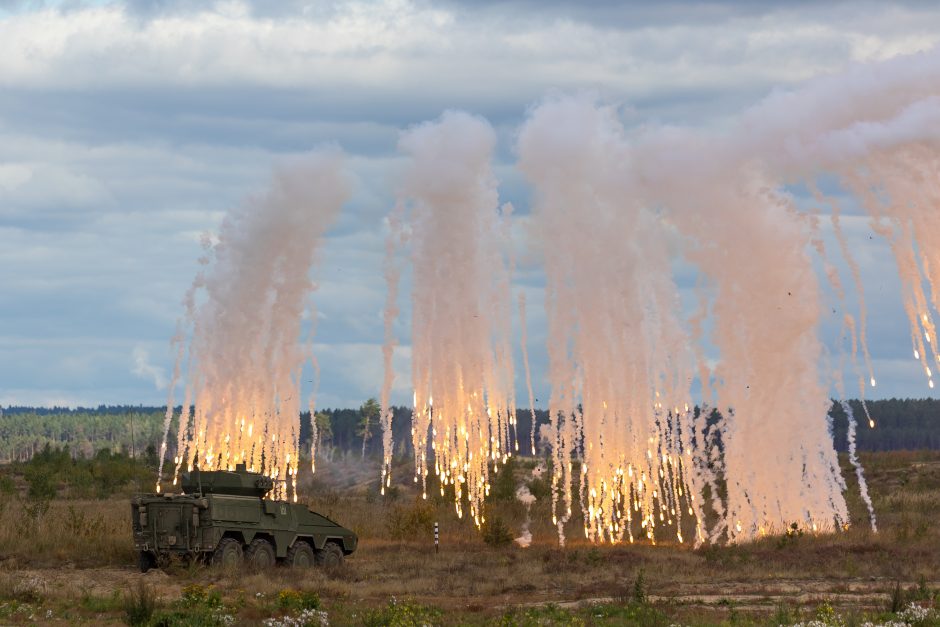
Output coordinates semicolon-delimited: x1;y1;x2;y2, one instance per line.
518;96;701;546
515;462;545;547
379;203;406;494
516;45;940;543
158;150;349;501
520;91;884;542
841;401;878;531
518;293;538;456
394;111;515;525
514;484;536;548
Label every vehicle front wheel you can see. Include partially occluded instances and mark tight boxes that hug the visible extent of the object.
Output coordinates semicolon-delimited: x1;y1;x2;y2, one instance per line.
211;537;244;570
138;551;157;573
285;540;315;569
315;541;344;569
245;538;276;570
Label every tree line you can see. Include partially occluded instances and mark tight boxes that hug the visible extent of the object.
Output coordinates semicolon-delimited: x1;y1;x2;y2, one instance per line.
1;397;938;463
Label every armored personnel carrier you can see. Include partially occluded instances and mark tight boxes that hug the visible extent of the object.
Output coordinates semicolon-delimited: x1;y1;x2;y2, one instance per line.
131;463;357;572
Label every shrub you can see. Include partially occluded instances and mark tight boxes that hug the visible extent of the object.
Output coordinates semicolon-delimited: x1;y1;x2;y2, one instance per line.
497;604;583;626
488;456;517;502
277;589;320;612
773;604;795;626
148;584;233;627
815;602;839;625
890;580;905;613
179;584;222;610
14;446;154;501
586;602;669;627
585;546;602;566
362;598;442;627
0;574;45;604
481;516;513;547
80;591;123;613
123;580;156;626
24;467;57;503
386;500;435;541
180;584;208;607
632;568;647;604
896;602;935;625
64;505;105;538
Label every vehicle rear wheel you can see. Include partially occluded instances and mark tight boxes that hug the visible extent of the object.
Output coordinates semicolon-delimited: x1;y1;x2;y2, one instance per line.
285;540;315;569
245;538;276;570
138;551;157;573
315;541;344;569
211;537;243;570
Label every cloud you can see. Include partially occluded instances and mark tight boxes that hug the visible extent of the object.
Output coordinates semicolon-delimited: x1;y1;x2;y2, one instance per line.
2;0;939;408
2;1;938;118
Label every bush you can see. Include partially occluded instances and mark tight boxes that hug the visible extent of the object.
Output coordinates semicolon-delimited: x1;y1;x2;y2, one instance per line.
0;574;45;604
277;589;320;612
498;602;669;627
815;602;839;625
776;522;805;548
362;598;442;627
179;584;223;610
488;456;517;502
64;505;105;538
481;516;513;547
123;580;156;626
632;568;647;604
890;580;906;613
386;500;435;541
0;475;15;496
14;446;154;501
24;467;57;503
526;474;551;502
147;584;234;627
588;602;669;626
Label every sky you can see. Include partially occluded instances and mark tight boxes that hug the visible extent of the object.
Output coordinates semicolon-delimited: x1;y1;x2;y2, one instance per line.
2;0;940;408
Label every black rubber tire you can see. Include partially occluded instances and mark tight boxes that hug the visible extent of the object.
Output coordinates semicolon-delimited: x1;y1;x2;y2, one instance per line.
315;541;344;569
285;540;315;569
211;537;243;570
245;538;276;570
138;551;156;573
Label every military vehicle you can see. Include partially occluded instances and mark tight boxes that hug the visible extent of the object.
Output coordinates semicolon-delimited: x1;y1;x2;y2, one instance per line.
131;463;357;572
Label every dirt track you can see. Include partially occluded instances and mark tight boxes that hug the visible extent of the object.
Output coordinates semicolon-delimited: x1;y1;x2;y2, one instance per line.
9;565;922;612
541;578;911;612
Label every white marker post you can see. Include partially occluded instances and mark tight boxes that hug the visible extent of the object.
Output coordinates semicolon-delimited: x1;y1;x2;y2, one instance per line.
434;521;439;553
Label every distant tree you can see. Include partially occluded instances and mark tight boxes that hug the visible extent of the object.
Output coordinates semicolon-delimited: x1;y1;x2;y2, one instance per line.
312;412;333;461
359;398;380;459
144;444;158;469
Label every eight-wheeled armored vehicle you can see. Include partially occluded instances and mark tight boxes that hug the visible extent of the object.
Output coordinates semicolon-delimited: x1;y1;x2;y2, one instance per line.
131;463;357;572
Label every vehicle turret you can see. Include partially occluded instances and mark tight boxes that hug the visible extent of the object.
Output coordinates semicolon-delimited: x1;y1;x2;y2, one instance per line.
180;463;274;497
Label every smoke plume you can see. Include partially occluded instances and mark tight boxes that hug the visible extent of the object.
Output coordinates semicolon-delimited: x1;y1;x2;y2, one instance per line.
381;111;516;525
158;150;349;500
509;46;940;543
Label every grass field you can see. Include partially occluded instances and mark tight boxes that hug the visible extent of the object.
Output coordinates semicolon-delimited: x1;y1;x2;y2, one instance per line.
0;450;938;625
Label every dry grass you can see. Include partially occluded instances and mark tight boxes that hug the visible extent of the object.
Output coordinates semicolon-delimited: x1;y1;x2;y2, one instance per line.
0;450;937;624
0;497;134;568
